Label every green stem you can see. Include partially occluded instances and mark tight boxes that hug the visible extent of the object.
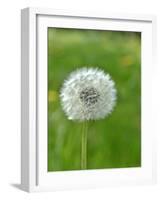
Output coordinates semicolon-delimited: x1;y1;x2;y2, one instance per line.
81;121;88;170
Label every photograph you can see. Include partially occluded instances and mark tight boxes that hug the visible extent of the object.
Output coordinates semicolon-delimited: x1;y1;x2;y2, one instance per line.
47;27;141;172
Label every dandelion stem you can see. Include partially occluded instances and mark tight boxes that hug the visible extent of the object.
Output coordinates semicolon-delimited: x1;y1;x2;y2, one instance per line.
81;121;88;169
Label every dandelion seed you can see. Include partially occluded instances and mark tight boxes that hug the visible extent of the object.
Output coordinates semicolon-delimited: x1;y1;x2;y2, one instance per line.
60;67;117;122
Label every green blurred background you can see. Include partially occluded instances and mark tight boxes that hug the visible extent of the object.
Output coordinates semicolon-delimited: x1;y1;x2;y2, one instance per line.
48;28;141;171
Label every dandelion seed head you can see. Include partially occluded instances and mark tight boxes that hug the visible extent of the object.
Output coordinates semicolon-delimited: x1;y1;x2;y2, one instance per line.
60;67;117;121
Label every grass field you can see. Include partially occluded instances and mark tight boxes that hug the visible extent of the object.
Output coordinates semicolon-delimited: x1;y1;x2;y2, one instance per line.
48;28;141;171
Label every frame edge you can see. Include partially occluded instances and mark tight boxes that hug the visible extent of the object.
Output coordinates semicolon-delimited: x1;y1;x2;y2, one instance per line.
21;8;30;192
21;7;37;192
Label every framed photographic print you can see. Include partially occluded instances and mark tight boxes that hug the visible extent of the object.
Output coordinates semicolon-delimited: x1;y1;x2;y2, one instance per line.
21;7;156;192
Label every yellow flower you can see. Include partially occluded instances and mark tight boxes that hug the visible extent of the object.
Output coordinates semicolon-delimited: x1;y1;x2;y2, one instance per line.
48;90;58;102
120;55;133;67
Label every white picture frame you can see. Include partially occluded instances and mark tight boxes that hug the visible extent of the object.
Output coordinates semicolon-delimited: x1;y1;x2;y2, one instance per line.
21;7;157;192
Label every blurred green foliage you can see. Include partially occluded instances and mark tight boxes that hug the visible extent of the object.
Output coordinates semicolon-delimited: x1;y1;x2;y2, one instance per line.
48;28;141;171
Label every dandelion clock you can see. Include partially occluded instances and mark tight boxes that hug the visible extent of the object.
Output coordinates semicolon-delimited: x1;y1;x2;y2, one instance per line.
60;67;117;169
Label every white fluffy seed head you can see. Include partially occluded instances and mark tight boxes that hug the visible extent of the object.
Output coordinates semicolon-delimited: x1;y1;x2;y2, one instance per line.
60;67;117;122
